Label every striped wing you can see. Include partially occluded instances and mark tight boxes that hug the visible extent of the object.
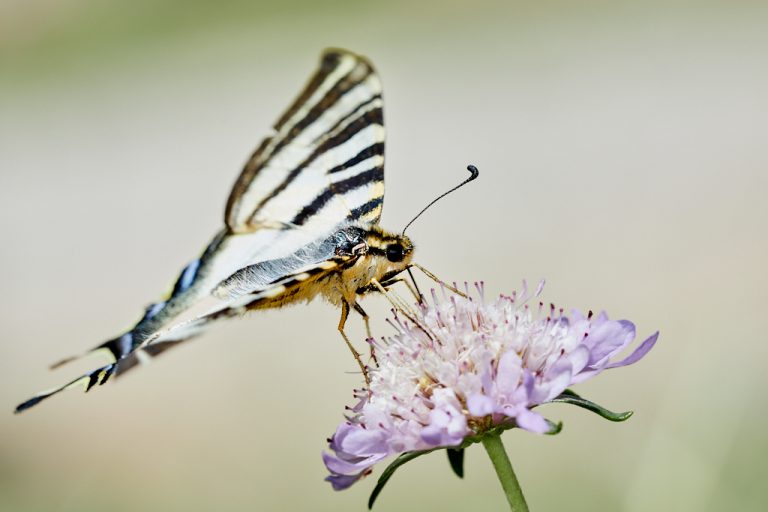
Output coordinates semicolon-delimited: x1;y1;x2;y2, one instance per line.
14;49;386;414
14;256;360;414
225;49;386;235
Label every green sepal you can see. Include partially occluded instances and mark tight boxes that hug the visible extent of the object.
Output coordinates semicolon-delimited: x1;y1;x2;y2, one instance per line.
545;419;563;435
447;448;465;478
368;449;436;509
367;433;495;508
551;389;633;422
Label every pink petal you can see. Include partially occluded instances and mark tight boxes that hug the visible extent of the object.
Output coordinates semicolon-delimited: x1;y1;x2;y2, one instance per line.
468;394;495;416
338;428;388;456
588;319;636;366
605;331;659;369
539;360;573;402
496;351;522;397
322;451;378;475
568;345;591;374
326;473;365;491
515;409;550;434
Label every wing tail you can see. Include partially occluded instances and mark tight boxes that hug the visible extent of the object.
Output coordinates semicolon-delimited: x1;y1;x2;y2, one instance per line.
14;331;207;414
16;316;211;413
15;362;117;414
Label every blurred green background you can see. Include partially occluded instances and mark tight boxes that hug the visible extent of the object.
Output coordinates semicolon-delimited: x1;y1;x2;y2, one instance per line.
1;1;766;510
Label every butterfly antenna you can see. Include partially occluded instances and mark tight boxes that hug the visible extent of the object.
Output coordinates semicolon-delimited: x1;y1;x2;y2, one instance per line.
402;164;479;235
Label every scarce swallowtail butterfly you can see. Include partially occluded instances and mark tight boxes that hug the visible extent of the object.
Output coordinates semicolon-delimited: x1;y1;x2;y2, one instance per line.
16;49;421;413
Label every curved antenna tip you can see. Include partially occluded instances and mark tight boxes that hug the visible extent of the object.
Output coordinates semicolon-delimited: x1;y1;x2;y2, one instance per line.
402;164;481;235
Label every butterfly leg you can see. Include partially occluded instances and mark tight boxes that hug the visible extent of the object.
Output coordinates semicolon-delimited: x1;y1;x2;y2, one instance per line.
357;276;419;302
403;267;424;302
338;301;371;386
353;302;378;365
369;278;422;326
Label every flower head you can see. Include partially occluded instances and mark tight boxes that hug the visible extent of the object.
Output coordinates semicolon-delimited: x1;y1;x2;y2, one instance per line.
324;281;658;490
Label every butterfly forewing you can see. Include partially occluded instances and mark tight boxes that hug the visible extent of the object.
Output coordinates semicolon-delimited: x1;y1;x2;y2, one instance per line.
225;49;385;235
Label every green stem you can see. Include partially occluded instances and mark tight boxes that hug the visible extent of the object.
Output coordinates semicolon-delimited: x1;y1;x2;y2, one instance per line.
481;433;529;512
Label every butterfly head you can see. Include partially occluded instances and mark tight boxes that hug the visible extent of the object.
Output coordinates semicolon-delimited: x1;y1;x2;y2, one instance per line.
364;227;414;279
384;234;414;265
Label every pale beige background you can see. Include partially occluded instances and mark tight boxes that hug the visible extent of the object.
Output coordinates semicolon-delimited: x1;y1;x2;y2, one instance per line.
1;1;766;511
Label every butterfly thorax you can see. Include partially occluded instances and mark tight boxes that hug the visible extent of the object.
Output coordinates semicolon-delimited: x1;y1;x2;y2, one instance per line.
322;225;414;307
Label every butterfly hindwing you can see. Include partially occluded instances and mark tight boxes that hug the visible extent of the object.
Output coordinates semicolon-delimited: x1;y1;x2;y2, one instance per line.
13;254;361;414
133;253;363;353
220;255;360;314
138;226;370;343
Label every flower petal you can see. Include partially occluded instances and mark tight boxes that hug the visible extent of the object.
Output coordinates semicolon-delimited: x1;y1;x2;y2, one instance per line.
326;472;366;491
337;428;389;457
587;319;636;367
496;351;523;397
515;409;551;434
539;359;573;402
322;450;379;475
468;393;495;417
568;345;591;375
605;331;659;369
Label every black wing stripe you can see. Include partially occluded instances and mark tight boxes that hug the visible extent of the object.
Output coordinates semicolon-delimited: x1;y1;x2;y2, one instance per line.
316;93;382;145
225;139;272;225
247;107;383;225
271;65;373;159
347;197;384;222
315;106;383;156
274;51;350;132
327;142;384;174
226;50;385;231
291;166;384;226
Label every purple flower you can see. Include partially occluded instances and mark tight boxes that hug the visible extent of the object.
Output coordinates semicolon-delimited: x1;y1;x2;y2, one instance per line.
323;281;658;489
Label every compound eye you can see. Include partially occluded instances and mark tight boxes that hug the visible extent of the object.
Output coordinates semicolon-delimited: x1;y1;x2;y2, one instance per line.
386;243;405;263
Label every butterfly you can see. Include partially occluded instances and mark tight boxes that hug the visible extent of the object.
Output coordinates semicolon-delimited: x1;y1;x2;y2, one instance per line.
15;48;419;413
